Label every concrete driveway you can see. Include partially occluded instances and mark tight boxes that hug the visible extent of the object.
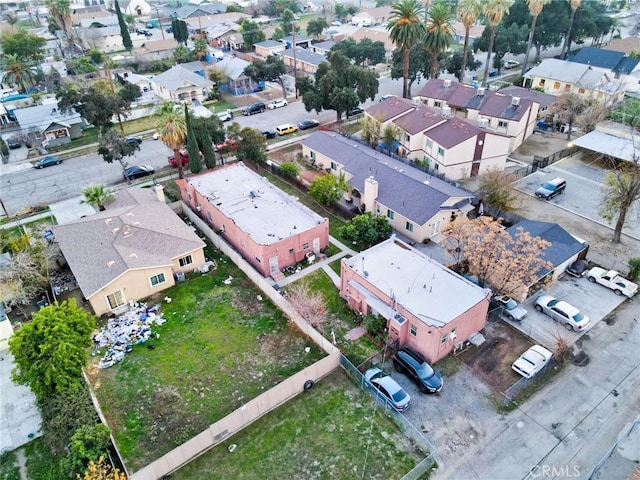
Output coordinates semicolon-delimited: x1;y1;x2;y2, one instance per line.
505;275;627;349
513;154;640;241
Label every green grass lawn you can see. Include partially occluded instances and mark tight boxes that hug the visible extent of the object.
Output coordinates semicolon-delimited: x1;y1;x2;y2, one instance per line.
171;370;425;480
88;259;326;472
328;256;349;276
289;270;379;366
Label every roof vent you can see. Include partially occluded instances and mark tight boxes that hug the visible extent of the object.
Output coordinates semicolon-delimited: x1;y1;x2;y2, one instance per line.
441;105;451;117
477;87;485;97
511;96;521;107
479;118;489;129
443;79;451;88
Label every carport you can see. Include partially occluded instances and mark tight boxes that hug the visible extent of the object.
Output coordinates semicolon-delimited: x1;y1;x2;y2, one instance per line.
571;127;638;163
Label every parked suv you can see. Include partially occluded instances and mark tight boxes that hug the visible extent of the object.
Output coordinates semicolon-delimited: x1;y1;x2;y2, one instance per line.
535;177;566;200
242;102;266;116
393;346;443;394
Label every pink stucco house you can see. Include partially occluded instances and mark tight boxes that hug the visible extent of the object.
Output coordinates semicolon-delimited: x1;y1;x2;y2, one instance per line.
178;162;329;280
340;236;491;363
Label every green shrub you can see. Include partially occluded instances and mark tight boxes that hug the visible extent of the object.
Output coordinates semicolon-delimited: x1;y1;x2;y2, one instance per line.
628;257;640;280
363;314;386;335
279;162;300;179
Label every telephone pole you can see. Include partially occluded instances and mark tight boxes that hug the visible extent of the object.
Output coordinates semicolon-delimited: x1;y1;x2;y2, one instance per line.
292;23;297;99
154;5;165;40
104;54;125;134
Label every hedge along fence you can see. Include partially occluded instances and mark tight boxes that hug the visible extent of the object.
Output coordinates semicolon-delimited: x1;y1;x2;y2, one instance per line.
128;203;341;479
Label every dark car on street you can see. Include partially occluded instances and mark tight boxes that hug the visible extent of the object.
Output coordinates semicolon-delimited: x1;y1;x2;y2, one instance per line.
298;119;320;130
123;165;154;180
393;346;443;394
125;136;143;145
262;129;276;139
346;107;364;117
242;102;266;116
33;156;62;169
7;137;21;149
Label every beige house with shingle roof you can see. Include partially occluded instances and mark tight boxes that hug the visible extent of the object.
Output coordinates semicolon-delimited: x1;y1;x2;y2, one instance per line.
53;187;206;316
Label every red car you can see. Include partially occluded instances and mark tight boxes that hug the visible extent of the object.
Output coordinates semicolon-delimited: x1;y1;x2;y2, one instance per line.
214;139;239;152
168;150;189;167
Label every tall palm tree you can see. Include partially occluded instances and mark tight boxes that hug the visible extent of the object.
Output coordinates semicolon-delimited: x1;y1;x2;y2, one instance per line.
155;102;187;179
82;184;114;211
387;0;426;98
458;0;483;82
424;3;454;79
47;0;72;40
521;0;550;76
481;0;513;87
561;0;582;59
0;54;33;92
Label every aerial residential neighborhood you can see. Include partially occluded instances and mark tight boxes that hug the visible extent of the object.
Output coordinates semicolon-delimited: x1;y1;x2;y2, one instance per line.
0;0;639;479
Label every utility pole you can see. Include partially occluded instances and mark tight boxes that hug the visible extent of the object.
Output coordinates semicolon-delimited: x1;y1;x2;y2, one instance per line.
292;23;297;99
154;5;165;40
104;54;125;134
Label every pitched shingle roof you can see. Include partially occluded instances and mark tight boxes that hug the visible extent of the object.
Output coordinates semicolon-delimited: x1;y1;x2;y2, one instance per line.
153;64;213;90
569;47;626;70
302;131;473;224
366;96;415;122
499;86;557;109
524;58;610;88
392;106;444;135
276;47;326;66
13;103;84;134
53;188;205;298
425;117;481;149
613;57;640;75
506;220;587;273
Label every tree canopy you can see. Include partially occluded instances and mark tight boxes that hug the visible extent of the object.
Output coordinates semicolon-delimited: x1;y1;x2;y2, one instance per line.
244;55;288;98
235;127;267;164
340;212;393;249
308;173;346;206
9;299;94;403
1;30;46;62
330;38;386;66
297;51;378;121
307;17;329;39
114;0;132;51
240;20;266;50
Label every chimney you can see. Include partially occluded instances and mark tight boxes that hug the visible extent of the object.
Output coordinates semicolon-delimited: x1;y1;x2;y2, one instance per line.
477;87;485;97
511;96;521;107
443;79;451;88
363;176;378;213
153;184;165;203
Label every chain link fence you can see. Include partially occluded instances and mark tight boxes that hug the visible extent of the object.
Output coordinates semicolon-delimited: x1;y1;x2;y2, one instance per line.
502;358;555;407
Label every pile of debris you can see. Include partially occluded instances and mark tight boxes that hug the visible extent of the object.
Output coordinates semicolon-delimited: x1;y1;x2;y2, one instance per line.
94;302;166;369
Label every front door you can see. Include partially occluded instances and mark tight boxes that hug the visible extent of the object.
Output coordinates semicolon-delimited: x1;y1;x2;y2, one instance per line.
313;237;320;253
269;256;279;275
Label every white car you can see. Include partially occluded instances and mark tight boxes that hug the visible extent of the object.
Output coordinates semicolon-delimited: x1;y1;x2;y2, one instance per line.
534;294;590;331
587;267;638;298
268;98;288;109
363;368;411;412
512;345;553;378
503;59;520;69
216;109;234;122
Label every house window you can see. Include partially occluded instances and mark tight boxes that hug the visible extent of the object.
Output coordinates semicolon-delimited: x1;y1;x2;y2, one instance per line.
553;82;560;89
302;242;310;250
376;204;381;214
255;256;261;264
310;151;316;160
441;333;447;344
387;209;395;220
564;84;571;91
179;255;193;267
187;193;192;202
410;324;417;337
437;147;445;157
404;133;410;142
150;273;166;286
288;248;294;255
426;139;433;150
498;120;508;128
597;92;604;98
206;211;213;223
578;88;585;94
330;161;338;170
406;221;413;232
434;101;442;108
434;163;439;170
450;327;457;341
106;290;125;310
538;79;545;87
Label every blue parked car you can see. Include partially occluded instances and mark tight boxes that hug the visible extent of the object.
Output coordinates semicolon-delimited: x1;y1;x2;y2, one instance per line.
33;156;62;169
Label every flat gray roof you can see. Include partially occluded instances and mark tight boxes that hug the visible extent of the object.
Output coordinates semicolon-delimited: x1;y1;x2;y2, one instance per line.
345;237;490;327
187;163;326;245
572;130;638;163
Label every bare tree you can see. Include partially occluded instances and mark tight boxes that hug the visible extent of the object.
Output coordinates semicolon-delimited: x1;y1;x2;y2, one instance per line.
287;283;327;328
547;326;571;364
600;159;640;244
477;169;520;217
554;92;586;140
443;216;552;297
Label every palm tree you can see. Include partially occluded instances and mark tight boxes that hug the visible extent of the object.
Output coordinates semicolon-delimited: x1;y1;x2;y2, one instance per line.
521;0;550;76
424;3;454;79
561;0;582;59
481;0;513;87
83;184;114;211
47;0;72;41
0;54;33;92
387;0;426;98
193;37;209;61
155;102;187;179
458;0;483;82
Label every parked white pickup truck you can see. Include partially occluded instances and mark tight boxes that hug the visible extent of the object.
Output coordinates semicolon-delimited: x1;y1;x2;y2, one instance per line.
587;267;638;298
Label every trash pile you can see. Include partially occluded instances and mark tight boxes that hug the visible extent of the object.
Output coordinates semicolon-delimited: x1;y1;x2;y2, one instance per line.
94;302;166;369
